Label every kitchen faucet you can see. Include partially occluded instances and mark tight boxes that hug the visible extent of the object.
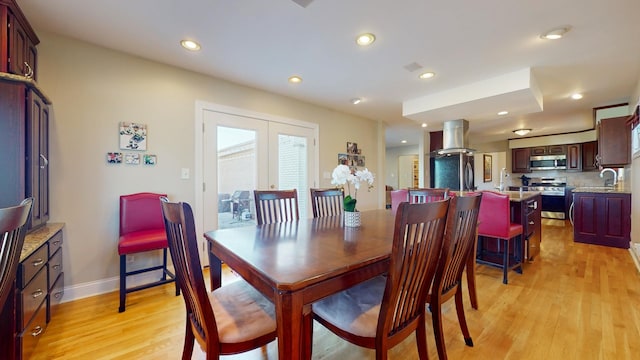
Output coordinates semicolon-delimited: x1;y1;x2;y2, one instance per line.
599;168;617;187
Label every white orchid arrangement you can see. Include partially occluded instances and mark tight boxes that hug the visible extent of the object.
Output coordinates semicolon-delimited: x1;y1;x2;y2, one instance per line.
331;164;375;212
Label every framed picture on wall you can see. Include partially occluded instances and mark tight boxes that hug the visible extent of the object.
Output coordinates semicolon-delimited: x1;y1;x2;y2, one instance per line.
483;154;492;182
119;122;147;150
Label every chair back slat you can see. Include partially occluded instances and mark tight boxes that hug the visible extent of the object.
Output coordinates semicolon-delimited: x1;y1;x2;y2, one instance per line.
408;188;449;204
161;200;218;347
310;188;344;218
254;190;300;225
379;199;449;338
0;198;33;311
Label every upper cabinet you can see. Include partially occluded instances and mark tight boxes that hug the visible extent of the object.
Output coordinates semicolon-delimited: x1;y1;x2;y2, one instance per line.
530;145;566;156
1;0;40;80
581;141;598;171
566;144;582;171
512;148;531;173
598;116;630;167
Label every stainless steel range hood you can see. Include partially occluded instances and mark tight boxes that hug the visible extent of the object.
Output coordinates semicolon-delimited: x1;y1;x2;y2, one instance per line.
437;119;476;155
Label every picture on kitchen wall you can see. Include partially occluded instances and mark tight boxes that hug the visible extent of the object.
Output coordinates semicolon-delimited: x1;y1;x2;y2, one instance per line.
483;154;492;182
347;142;358;154
144;154;157;165
119;122;147;150
124;153;140;165
107;152;122;164
338;153;349;165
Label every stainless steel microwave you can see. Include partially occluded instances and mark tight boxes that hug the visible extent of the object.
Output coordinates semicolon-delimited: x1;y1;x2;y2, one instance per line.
530;154;567;170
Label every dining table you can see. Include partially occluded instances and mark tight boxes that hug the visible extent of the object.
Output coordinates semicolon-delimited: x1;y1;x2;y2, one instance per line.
204;209;396;360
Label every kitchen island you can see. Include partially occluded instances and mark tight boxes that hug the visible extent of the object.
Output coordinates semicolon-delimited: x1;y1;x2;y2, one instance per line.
572;187;631;248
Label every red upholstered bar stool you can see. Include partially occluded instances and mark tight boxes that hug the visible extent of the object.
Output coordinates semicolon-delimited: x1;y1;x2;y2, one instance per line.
118;192;179;312
476;191;523;284
389;189;408;215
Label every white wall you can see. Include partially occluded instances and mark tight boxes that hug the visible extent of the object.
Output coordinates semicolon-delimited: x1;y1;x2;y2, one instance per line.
37;32;384;299
384;145;419;189
474;152;506;190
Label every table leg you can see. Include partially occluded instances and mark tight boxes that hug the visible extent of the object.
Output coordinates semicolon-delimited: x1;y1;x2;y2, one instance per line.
275;291;304;360
208;242;222;290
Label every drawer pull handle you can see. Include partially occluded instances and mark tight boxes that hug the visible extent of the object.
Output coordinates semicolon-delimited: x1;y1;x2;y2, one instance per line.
52;240;61;246
54;291;62;299
529;221;535;225
32;289;44;298
53;264;60;270
31;326;43;337
32;258;45;267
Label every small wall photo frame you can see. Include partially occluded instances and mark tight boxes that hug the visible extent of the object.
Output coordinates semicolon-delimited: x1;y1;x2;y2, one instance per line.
107;152;122;164
347;142;358;154
119;122;147;151
124;153;140;165
483;154;492;182
144;154;157;165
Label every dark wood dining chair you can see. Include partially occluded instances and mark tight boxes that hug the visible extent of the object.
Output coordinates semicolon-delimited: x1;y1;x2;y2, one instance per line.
253;189;299;225
0;198;33;313
309;188;344;218
408;187;449;203
311;199;450;360
160;199;277;360
427;193;482;360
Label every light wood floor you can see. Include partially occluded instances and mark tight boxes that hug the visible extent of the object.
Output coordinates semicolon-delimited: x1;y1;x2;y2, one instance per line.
32;219;640;359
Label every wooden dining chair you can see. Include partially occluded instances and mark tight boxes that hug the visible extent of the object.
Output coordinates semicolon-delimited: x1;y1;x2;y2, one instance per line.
253;189;299;225
311;199;450;360
427;193;482;360
309;188;344;218
160;199;277;360
0;198;33;312
408;187;449;203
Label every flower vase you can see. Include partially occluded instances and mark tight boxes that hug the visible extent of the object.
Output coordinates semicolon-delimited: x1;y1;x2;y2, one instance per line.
344;211;361;227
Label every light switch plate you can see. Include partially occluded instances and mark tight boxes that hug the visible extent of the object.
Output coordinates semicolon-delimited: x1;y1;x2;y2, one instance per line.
181;168;190;179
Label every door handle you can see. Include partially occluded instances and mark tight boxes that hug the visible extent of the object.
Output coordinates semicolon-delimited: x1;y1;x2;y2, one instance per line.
270;184;275;189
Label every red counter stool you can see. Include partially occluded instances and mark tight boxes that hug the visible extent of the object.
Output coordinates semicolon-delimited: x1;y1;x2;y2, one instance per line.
118;192;179;312
476;191;523;284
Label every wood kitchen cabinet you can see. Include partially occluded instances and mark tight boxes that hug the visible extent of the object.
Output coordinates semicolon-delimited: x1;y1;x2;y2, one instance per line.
581;141;598;171
1;0;39;79
511;148;531;173
531;145;566;156
0;79;51;229
573;191;631;249
598;116;630;167
566;143;582;171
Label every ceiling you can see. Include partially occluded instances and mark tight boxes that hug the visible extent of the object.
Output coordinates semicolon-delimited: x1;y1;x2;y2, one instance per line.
17;0;640;147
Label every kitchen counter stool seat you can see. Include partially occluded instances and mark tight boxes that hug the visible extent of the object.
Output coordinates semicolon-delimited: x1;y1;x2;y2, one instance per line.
476;191;523;284
118;192;179;312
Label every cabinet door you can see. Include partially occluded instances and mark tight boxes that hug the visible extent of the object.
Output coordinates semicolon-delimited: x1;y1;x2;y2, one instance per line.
582;141;598;171
566;144;582;171
8;12;27;76
511;148;531;173
530;146;547;156
600;194;631;248
26;90;49;228
599;116;630;166
547;145;566;155
0;81;26;208
573;194;599;244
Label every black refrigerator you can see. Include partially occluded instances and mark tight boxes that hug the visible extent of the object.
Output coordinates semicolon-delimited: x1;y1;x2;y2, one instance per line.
430;153;475;191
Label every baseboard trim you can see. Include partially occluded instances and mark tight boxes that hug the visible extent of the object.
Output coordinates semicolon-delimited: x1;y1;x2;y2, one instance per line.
59;269;172;303
630;242;640;274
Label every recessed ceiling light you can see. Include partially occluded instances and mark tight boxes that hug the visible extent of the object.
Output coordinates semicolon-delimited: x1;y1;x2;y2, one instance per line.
540;26;570;40
571;93;583;100
350;98;362;105
401;140;407;144
498;111;509;116
180;39;201;51
513;129;532;136
356;33;376;46
419;72;435;79
421;123;427;128
288;75;303;83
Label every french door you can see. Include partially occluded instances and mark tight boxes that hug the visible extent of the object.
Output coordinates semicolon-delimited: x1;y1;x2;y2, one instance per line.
196;103;317;261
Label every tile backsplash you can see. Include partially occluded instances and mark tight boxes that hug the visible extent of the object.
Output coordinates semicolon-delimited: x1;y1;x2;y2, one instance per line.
509;167;631;188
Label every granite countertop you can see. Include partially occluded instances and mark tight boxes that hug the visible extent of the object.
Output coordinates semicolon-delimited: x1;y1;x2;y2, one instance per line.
0;72;52;104
21;223;64;261
572;187;631;194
